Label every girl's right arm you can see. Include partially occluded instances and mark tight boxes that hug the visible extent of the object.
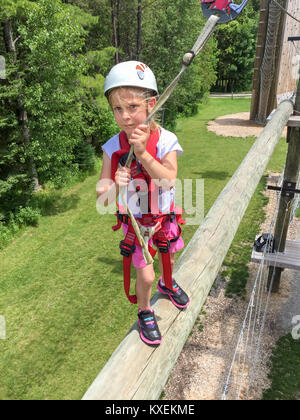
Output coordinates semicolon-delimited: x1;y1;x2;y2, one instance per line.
97;151;131;206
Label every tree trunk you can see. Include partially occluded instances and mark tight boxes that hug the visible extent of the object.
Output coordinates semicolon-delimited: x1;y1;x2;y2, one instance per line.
3;20;16;61
136;0;142;60
2;19;42;192
111;0;119;64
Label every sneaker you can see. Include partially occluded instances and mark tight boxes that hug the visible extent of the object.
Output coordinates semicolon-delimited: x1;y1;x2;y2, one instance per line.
138;309;162;346
157;277;190;309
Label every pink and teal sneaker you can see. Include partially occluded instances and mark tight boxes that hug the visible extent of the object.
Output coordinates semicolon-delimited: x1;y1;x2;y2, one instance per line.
138;308;162;346
157;277;190;309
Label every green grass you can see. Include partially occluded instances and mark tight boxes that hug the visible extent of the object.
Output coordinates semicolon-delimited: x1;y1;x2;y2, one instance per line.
262;334;300;400
0;98;288;399
176;98;256;249
0;169;144;400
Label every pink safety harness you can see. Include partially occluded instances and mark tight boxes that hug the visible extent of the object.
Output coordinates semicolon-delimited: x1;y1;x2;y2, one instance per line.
111;129;185;303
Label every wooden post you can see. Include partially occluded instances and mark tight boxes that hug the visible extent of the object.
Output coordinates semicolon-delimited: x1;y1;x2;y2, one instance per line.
268;0;287;115
251;0;289;123
82;100;293;400
250;0;269;120
268;83;300;292
257;1;283;124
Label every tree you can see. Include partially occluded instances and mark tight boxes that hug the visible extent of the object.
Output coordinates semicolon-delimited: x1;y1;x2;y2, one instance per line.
0;0;41;222
212;1;260;92
141;0;217;128
0;0;89;223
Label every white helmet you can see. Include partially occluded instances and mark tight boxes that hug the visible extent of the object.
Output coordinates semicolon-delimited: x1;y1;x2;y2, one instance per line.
104;61;158;97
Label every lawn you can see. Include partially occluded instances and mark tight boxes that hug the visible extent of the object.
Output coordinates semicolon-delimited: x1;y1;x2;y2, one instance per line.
262;334;300;400
0;98;288;400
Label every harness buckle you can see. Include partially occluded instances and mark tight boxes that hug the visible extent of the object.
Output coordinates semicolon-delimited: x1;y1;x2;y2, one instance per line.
120;240;136;258
170;212;176;222
117;212;129;225
156;240;170;253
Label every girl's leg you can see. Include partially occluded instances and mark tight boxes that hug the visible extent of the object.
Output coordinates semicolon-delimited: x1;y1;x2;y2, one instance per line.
136;263;162;345
157;251;190;309
158;251;175;280
135;263;155;311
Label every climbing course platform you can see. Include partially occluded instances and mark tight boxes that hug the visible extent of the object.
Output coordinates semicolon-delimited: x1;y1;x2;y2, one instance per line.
252;240;300;271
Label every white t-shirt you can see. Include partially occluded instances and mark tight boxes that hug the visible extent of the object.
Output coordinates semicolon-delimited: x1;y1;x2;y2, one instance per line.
102;127;183;217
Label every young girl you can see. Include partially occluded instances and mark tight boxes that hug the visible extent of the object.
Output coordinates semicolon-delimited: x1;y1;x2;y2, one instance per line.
97;61;190;346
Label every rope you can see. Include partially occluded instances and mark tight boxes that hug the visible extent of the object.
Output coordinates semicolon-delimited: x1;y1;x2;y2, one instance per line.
272;0;300;25
120;186;154;265
246;199;292;398
143;14;220;127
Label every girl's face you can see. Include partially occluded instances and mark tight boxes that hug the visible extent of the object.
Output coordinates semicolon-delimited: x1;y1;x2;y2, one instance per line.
110;88;156;138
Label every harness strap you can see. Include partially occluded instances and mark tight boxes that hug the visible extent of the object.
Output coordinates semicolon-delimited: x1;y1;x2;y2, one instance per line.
119;214;183;302
119;236;182;304
153;227;174;291
121;223;157;304
121;224;138;304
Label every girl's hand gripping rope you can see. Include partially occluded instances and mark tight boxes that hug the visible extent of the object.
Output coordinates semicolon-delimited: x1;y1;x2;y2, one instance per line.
115;167;131;188
129;124;150;160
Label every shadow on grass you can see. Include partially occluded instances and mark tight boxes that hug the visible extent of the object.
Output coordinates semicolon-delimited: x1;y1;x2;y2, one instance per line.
192;170;230;180
97;256;124;274
29;190;81;216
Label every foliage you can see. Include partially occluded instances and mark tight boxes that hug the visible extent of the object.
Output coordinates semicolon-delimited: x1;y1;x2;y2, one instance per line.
79;70;118;154
0;0;117;226
212;0;260;92
18;0;88;181
0;0;88;222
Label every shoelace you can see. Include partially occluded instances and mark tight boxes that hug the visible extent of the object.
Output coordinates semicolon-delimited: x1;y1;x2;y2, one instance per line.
144;315;155;328
173;284;182;295
161;279;181;295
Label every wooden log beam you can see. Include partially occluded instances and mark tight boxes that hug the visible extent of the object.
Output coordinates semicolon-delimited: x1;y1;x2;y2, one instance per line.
82;99;294;401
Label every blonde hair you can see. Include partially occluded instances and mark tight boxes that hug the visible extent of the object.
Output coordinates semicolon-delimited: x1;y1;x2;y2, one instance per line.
108;86;159;132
